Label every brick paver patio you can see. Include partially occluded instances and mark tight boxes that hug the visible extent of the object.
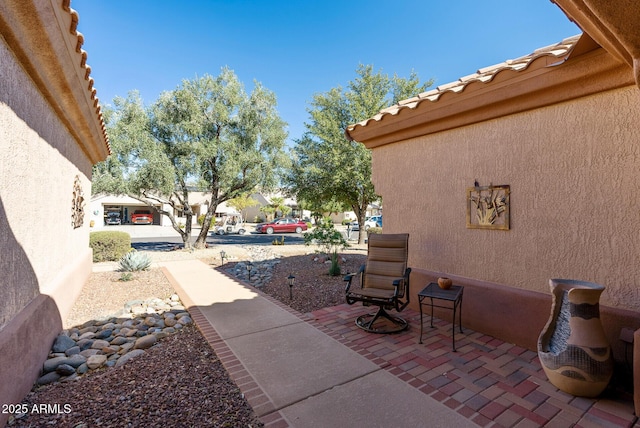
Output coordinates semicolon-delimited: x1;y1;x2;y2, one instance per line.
308;304;637;427
184;267;638;428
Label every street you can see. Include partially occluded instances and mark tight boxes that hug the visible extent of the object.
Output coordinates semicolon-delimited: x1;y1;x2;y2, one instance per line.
96;224;359;251
130;232;306;251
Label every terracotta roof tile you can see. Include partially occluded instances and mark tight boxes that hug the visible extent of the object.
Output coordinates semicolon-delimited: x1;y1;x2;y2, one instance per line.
62;0;110;154
347;35;581;134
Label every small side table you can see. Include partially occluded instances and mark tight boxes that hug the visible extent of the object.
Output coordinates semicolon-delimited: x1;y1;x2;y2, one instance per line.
418;282;464;351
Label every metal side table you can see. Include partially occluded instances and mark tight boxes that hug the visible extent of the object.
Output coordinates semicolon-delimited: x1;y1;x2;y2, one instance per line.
418;282;464;351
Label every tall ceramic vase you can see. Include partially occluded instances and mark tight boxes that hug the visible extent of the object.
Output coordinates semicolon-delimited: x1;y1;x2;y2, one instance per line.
537;279;613;397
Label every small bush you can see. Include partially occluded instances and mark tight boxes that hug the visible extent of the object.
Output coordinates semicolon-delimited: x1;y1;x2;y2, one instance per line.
272;236;285;245
254;216;265;223
197;215;215;227
90;231;131;262
329;251;341;276
367;227;383;235
118;250;152;272
304;217;349;268
119;272;133;282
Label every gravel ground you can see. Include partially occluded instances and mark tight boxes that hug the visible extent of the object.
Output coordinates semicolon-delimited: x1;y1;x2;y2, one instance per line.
10;244;366;427
234;251;366;314
64;269;175;328
13;325;261;428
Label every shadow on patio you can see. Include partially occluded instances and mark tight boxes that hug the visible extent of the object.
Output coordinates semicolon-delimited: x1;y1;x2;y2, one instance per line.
308;304;637;427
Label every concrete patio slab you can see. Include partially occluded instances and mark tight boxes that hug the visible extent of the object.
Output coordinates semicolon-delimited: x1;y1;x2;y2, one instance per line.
197;297;304;339
160;259;304;338
158;259;257;306
163;259;478;427
225;321;380;411
280;369;476;427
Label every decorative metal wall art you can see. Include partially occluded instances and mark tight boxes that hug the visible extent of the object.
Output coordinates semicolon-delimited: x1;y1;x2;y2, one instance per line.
466;184;510;230
71;175;85;228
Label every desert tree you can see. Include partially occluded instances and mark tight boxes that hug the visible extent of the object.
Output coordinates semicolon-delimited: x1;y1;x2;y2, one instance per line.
286;64;432;243
92;68;288;249
226;193;260;224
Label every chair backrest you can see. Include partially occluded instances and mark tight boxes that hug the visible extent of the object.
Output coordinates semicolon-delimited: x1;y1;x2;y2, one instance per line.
363;233;409;293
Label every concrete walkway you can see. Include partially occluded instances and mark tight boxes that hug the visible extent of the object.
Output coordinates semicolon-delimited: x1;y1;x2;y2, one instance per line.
160;259;476;427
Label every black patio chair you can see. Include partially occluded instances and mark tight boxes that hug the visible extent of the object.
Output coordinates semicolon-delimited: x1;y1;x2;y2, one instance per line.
345;233;411;333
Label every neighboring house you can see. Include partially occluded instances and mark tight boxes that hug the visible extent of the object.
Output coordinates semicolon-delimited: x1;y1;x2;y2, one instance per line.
90;194;166;226
0;1;110;424
186;192;239;222
346;1;640;410
243;192;311;222
89;192;239;228
334;202;382;224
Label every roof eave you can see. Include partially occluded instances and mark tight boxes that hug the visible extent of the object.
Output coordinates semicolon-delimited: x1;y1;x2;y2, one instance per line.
552;0;640;86
347;43;633;149
0;0;110;164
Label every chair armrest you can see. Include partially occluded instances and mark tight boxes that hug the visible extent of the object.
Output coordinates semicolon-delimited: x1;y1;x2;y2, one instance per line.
344;265;365;293
392;268;412;298
391;277;404;297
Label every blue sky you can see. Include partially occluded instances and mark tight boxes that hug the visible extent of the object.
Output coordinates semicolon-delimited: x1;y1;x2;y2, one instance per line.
73;0;579;146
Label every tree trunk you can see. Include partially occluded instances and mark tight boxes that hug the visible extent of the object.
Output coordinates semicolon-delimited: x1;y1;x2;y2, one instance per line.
354;207;367;245
131;194;194;249
358;229;366;244
164;211;192;250
179;214;193;250
194;202;217;249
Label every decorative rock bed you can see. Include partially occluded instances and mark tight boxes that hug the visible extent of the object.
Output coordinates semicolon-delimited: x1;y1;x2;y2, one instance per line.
224;246;282;288
38;294;192;386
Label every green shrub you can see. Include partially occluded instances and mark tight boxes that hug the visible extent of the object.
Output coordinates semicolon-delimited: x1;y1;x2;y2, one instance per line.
197;214;216;227
329;251;341;276
272;236;285;245
367;227;383;235
304;217;349;256
119;250;152;271
90;231;131;262
254;216;265;223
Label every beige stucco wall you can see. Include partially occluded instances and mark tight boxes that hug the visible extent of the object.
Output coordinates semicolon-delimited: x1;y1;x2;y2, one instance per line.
0;35;93;328
0;0;109;423
374;85;640;312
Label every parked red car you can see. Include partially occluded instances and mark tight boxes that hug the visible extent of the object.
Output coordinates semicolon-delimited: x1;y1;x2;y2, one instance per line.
255;218;308;234
131;210;153;225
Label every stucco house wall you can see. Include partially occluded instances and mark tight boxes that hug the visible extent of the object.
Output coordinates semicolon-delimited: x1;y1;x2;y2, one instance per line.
374;83;640;347
376;84;640;308
347;34;640;369
0;1;109;423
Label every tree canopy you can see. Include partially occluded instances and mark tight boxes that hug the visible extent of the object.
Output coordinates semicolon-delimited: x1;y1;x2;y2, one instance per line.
92;68;288;248
286;64;433;243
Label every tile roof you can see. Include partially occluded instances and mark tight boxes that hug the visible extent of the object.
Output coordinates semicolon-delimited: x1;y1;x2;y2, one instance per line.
346;35;581;137
62;0;110;155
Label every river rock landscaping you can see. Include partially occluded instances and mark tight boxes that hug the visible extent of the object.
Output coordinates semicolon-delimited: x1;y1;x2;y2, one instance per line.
36;294;192;386
10;243;366;427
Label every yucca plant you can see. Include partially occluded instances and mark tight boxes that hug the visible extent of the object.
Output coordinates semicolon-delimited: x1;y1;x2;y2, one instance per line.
328;251;341;276
118;251;152;272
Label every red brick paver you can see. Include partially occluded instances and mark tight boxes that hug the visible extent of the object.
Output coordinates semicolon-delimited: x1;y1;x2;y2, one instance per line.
172;262;637;428
307;304;638;428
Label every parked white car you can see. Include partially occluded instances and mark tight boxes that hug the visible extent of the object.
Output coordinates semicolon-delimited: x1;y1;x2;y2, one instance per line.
367;215;382;229
349;215;382;231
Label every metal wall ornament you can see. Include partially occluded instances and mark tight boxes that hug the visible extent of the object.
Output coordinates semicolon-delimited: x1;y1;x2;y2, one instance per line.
71;175;85;229
466;184;510;230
